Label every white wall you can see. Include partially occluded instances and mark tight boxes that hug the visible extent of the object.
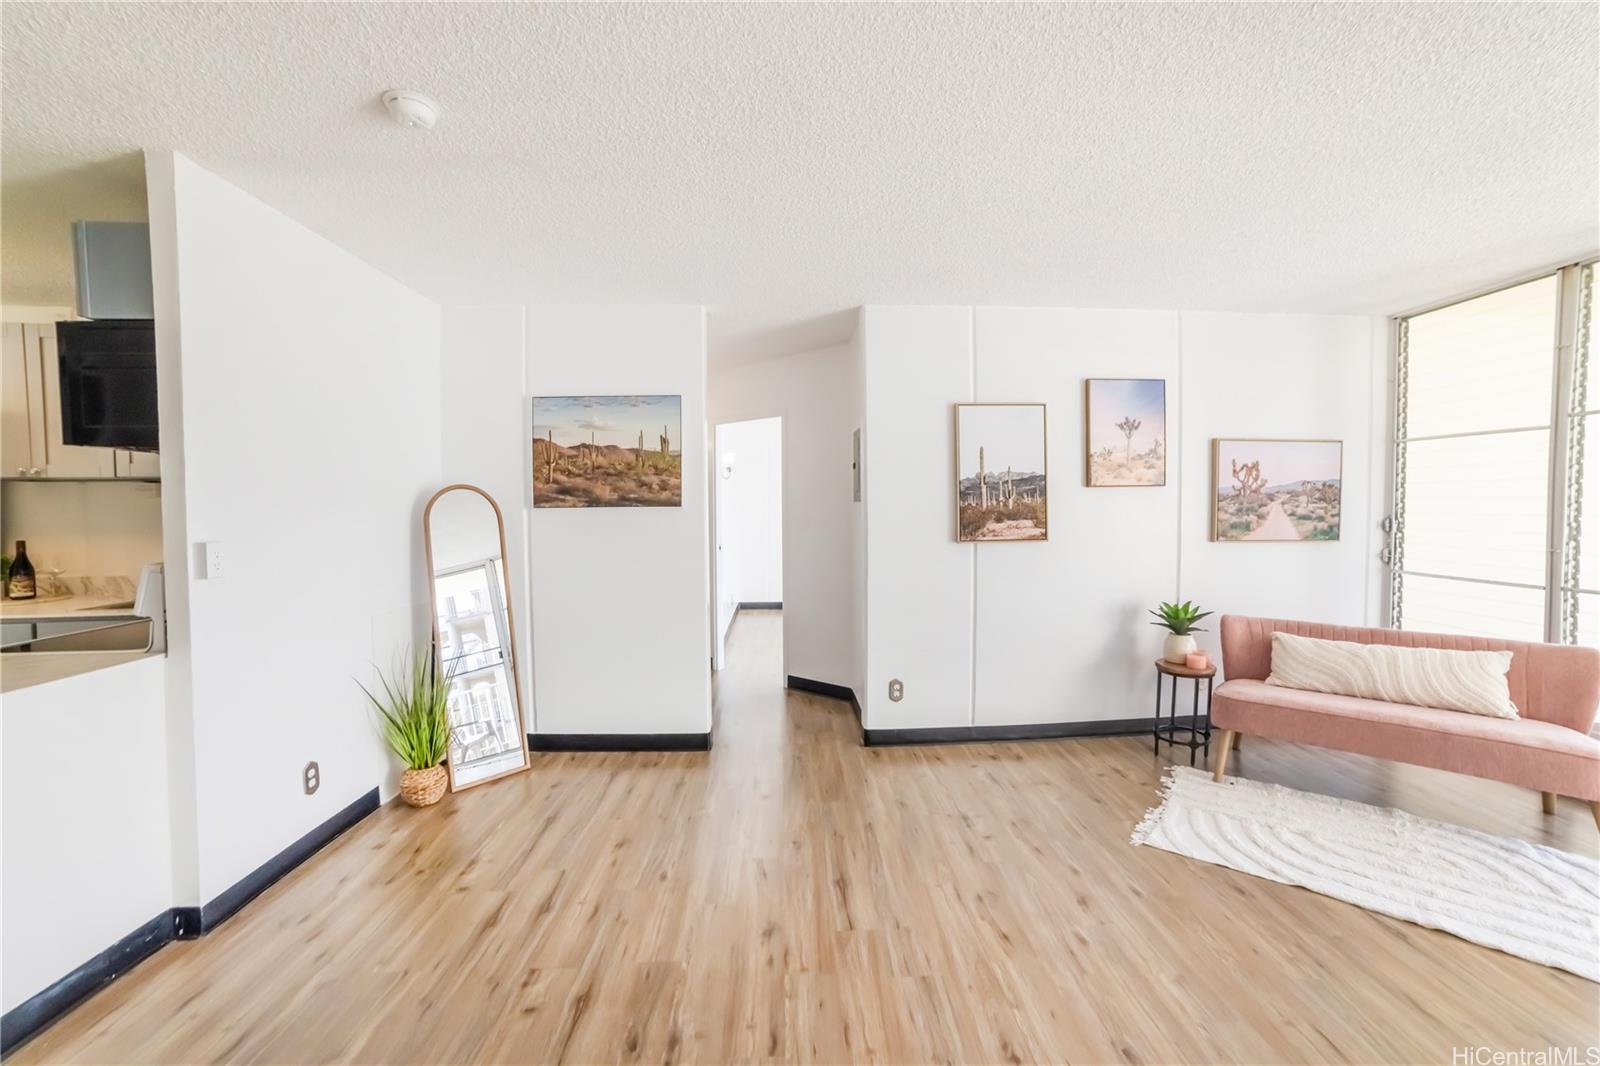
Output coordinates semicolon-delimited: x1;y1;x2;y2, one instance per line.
715;416;783;608
709;342;863;690
148;151;441;905
2;656;171;1012
862;307;976;728
973;308;1183;726
528;306;711;735
438;306;532;726
440;304;712;738
0;480;164;582
860;305;1380;730
1177;312;1381;663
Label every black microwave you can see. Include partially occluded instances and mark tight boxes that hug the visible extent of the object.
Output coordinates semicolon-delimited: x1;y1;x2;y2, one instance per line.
56;320;158;452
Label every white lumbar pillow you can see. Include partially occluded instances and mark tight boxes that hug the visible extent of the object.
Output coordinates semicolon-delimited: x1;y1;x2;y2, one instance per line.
1266;631;1518;719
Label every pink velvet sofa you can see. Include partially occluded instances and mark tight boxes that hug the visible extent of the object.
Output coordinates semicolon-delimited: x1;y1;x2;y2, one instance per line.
1210;616;1600;827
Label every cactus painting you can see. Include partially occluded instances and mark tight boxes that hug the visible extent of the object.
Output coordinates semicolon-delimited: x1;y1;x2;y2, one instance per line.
955;403;1048;541
1085;378;1166;486
1211;438;1342;541
532;395;683;507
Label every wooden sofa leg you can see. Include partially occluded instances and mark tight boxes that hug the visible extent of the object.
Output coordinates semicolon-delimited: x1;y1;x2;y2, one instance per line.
1592;802;1600;831
1542;791;1558;815
1212;730;1236;783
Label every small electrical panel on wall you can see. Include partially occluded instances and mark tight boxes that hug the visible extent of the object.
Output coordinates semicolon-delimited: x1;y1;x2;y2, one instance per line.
888;678;904;702
852;429;862;502
303;761;320;795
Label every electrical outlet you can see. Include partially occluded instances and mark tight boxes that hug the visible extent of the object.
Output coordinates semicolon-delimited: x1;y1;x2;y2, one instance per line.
888;678;904;702
303;761;320;795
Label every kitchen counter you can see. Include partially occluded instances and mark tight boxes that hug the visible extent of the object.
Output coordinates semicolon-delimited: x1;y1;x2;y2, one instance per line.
0;596;139;621
1;649;160;693
0;576;139;620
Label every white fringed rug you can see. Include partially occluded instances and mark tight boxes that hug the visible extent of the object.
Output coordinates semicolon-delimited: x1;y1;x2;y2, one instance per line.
1131;767;1600;981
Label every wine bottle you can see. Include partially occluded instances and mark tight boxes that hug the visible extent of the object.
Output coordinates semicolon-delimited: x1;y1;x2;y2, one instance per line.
7;540;35;600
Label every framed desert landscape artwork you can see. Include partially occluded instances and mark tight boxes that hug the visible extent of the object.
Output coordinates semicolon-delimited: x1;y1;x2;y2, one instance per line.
1085;378;1166;487
531;395;683;507
1212;438;1342;542
955;403;1047;541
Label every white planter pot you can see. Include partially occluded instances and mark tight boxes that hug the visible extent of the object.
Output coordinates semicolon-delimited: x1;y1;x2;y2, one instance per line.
1163;633;1197;664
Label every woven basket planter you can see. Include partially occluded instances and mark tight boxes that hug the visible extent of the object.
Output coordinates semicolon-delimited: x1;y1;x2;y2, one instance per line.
400;764;448;807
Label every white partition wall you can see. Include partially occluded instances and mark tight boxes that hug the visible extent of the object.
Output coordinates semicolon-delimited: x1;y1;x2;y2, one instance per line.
859;304;1381;733
972;309;1183;727
861;306;976;730
525;306;713;737
148;150;443;907
440;304;713;740
1;657;171;1014
1176;312;1381;654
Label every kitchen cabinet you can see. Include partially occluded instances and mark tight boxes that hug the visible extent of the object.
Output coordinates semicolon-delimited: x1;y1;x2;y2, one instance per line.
2;323;47;477
0;322;155;480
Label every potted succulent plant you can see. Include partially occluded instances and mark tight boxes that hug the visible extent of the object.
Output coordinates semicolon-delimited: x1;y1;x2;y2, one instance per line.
360;648;453;807
1149;600;1212;664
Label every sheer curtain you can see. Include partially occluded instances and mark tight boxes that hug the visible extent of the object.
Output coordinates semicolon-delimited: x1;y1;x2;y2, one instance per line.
1564;264;1597;646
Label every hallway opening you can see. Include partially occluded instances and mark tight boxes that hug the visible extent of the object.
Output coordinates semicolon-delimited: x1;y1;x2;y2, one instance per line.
712;415;783;675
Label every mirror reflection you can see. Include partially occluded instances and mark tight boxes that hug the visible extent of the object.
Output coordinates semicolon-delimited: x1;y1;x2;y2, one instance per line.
424;485;529;790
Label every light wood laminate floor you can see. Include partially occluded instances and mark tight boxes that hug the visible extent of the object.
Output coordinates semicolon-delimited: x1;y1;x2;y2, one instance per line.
18;611;1600;1064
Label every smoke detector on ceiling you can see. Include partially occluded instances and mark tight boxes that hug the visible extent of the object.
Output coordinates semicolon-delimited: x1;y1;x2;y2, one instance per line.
381;90;440;130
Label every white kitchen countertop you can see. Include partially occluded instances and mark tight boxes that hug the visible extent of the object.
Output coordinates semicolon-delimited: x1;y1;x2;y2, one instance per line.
0;575;140;621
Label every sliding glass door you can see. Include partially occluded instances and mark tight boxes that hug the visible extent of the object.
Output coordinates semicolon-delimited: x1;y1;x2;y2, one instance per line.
1391;262;1595;645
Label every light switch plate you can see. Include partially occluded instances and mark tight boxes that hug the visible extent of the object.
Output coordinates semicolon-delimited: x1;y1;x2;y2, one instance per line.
200;541;224;579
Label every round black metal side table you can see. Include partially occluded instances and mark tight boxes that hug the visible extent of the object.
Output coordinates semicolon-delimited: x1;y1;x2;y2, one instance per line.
1153;658;1216;767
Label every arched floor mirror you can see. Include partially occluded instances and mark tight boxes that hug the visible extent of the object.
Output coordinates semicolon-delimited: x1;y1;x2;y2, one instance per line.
422;484;531;791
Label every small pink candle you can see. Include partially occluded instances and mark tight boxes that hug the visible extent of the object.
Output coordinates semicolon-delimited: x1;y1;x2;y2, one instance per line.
1185;651;1210;670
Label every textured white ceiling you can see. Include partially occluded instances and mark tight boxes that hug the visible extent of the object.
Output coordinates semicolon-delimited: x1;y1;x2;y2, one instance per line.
3;2;1595;362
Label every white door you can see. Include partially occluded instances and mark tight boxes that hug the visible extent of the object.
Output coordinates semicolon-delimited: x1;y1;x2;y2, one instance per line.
713;424;739;670
34;325;115;478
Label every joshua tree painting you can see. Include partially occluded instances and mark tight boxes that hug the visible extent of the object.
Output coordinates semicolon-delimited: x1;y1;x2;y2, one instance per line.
955;404;1047;541
532;395;683;507
1211;438;1342;541
1086;379;1166;486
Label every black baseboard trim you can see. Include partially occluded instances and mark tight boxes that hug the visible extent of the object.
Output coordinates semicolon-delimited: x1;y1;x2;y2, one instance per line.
787;675;863;721
186;786;380;936
738;601;782;611
863;717;1179;746
0;910;173;1056
786;674;852;702
529;732;712;752
0;785;380;1054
